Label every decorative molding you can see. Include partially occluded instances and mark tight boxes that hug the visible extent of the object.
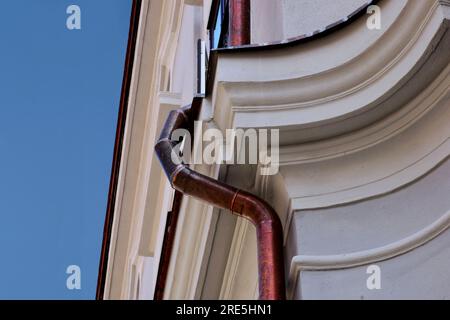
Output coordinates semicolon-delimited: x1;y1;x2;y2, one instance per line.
212;0;450;145
269;60;450;237
287;210;450;299
230;1;438;113
278;64;450;166
281;73;450;211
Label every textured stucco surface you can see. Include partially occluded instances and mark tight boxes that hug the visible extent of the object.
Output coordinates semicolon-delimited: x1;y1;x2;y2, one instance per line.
282;0;368;39
251;0;284;43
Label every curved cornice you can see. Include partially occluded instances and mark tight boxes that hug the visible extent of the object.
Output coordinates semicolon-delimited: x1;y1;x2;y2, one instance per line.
280;63;450;166
212;0;450;145
281;70;450;211
263;55;450;246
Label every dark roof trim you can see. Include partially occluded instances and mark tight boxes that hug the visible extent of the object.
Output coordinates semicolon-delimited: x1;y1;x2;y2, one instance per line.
96;0;142;300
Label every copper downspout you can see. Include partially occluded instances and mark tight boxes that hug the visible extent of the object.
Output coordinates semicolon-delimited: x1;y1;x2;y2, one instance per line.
154;98;286;300
229;0;251;46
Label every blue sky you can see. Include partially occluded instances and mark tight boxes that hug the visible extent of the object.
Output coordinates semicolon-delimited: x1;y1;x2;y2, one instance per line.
0;0;131;299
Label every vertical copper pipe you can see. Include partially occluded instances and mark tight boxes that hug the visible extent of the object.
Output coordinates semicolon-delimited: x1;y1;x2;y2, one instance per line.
154;100;286;300
229;0;251;46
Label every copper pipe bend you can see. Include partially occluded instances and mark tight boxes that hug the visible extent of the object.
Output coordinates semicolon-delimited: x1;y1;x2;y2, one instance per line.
155;99;286;300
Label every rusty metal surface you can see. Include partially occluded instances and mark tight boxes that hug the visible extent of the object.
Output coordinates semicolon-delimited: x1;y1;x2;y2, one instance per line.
232;190;285;300
229;0;251;46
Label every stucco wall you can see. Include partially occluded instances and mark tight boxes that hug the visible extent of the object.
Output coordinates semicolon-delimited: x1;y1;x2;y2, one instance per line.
251;0;368;43
251;0;284;43
282;0;368;39
172;4;202;105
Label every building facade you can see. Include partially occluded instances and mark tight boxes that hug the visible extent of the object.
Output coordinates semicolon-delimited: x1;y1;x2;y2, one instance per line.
98;0;450;300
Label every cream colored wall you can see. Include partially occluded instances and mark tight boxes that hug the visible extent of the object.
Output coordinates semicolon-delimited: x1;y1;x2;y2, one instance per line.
171;4;202;105
251;0;369;43
282;0;368;38
251;0;284;43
